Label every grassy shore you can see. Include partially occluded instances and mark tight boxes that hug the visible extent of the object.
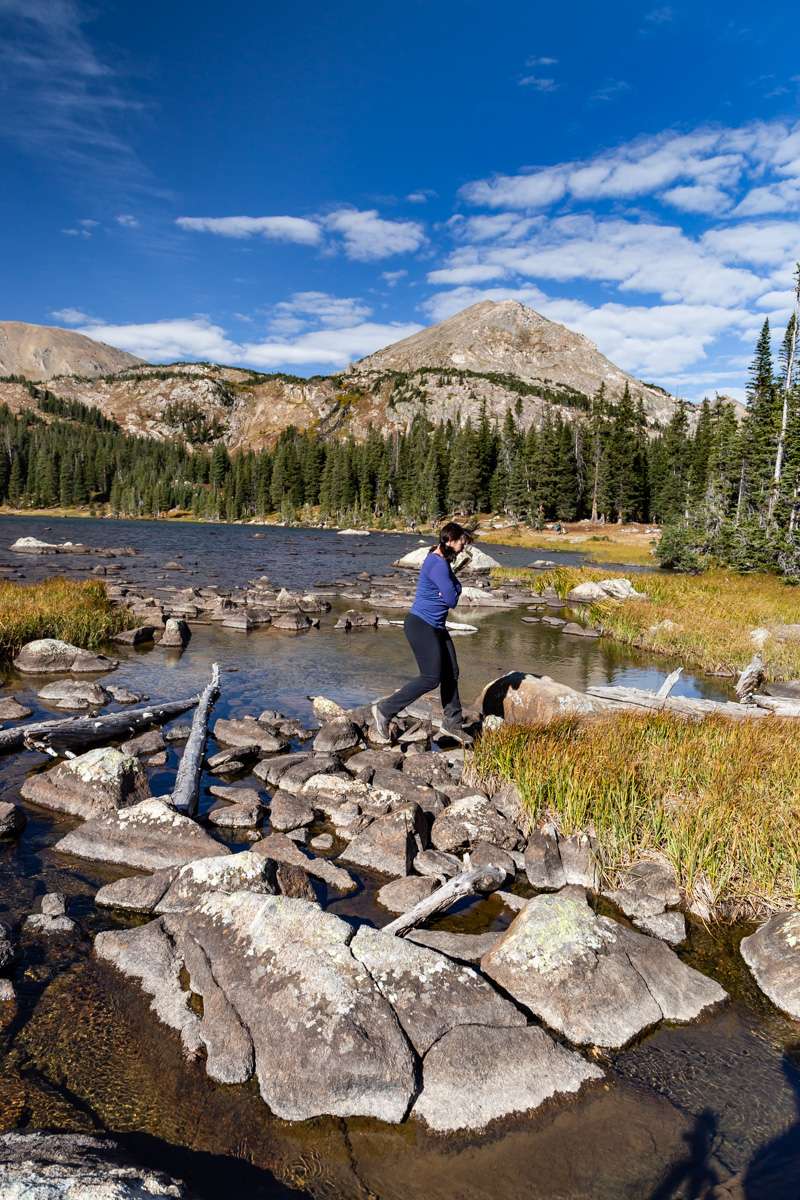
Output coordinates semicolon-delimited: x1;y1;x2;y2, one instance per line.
473;715;800;920
475;520;658;566
494;564;800;681
0;578;131;669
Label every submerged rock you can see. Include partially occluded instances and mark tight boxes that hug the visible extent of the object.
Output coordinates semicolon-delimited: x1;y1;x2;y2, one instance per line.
741;911;800;1019
412;1024;603;1133
253;831;357;893
481;888;726;1049
55;797;228;870
21;746;151;820
24;893;76;935
13;638;118;674
0;801;25;839
0;1132;187;1198
0;696;32;721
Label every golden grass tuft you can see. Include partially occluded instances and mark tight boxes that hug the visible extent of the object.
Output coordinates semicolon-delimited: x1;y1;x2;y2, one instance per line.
492;565;800;681
0;577;132;668
472;714;800;920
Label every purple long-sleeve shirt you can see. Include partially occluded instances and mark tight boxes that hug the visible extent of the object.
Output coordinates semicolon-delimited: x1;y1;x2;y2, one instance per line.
410;550;462;628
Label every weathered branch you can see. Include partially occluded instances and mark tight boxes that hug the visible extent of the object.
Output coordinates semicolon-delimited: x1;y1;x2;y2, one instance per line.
383;865;505;938
171;664;221;815
586;685;772;721
656;667;683;700
12;696;200;757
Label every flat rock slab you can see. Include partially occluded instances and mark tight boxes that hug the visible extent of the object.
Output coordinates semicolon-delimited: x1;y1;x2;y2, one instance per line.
481;889;726;1049
377;875;439;913
268;791;314;831
351;924;523;1056
0;1132;186;1198
213;717;287;755
96;851;276;914
55;797;229;870
96;894;416;1122
13;638;118;674
21;746;151;820
604;858;682;920
313;717;363;754
741;911;800;1019
254;831;357;893
340;806;425;877
406;929;500;964
412;1024;603;1132
206;799;263;829
207;785;263;806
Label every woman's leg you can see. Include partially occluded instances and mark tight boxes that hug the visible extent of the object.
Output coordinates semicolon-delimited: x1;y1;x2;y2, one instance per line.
439;630;464;724
379;614;442;719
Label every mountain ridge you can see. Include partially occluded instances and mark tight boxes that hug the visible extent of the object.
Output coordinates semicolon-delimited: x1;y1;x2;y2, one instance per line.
0;304;740;450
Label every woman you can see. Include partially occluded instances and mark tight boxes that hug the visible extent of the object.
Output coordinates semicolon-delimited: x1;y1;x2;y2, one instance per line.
373;521;473;745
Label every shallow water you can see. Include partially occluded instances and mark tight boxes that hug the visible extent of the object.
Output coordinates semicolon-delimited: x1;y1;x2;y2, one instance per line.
0;517;798;1199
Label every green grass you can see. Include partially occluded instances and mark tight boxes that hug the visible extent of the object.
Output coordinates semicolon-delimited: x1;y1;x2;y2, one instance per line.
472;715;800;920
493;565;800;681
0;578;132;668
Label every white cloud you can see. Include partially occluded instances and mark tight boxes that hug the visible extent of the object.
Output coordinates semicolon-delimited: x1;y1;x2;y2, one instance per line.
460;121;800;211
61;227;91;239
591;79;631;104
434;215;765;305
76;312;423;371
323;209;425;260
382;270;408;287
519;76;558;92
51;307;93;324
116;213;139;228
733;179;800;216
702;221;800;267
176;215;321;244
525;56;558;66
79;218;99;228
0;0;145;182
406;190;436;203
660;185;732;214
268;292;372;335
241;322;423;369
79;318;239;363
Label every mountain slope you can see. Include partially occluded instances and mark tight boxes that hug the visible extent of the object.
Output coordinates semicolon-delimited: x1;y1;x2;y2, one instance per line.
0;302;734;449
0;322;142;381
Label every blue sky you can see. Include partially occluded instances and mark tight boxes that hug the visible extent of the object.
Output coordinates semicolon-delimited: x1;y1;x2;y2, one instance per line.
2;0;799;400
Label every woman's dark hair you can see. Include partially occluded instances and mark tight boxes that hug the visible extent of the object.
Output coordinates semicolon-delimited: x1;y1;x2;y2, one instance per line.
438;521;472;561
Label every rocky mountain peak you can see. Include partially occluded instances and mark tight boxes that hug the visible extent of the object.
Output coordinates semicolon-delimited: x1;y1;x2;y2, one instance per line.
0;321;142;382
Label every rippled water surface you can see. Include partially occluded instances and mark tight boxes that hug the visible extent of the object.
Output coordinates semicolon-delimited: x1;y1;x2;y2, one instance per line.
0;516;798;1199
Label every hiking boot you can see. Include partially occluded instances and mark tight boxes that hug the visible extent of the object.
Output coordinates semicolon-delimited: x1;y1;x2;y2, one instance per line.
439;719;474;747
371;701;393;741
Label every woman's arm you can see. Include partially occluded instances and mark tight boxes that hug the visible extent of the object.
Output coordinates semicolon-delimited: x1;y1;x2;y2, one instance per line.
428;554;461;607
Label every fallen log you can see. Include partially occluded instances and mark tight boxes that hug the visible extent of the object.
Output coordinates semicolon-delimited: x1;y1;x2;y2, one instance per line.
751;694;800;717
383;864;505;938
171;663;221;815
11;696;200;757
585;685;771;721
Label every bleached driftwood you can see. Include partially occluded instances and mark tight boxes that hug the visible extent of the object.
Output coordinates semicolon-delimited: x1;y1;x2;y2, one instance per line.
383;865;505;938
171;663;221;815
751;694;800;717
656;667;683;699
9;696;200;756
585;685;771;721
